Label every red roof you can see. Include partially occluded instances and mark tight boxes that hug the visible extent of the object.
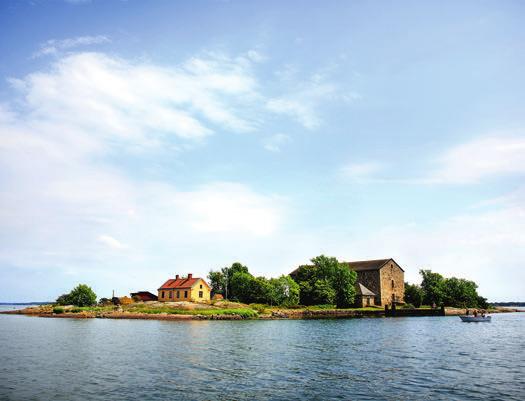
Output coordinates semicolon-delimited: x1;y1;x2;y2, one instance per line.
158;277;209;290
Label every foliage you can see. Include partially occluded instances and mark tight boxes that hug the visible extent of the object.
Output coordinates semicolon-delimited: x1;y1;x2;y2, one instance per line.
416;269;486;308
55;284;97;307
268;275;300;306
404;282;424;308
442;277;479;308
98;298;112;306
55;293;71;305
70;307;82;313
292;255;356;307
53;306;64;314
208;262;249;299
208;264;300;306
420;270;446;306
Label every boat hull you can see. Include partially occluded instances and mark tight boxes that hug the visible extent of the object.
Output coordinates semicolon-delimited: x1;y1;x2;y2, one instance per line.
459;315;491;322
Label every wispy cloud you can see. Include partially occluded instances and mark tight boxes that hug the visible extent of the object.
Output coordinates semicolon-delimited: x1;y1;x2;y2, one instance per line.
340;162;383;181
263;133;291;152
33;35;110;58
98;235;127;250
430;135;525;184
266;71;356;130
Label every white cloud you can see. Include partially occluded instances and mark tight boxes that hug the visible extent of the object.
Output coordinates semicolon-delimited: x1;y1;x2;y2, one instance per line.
9;52;260;153
263;133;291;152
431;136;525;184
33;35;110;58
266;71;352;130
98;235;127;250
340;162;383;181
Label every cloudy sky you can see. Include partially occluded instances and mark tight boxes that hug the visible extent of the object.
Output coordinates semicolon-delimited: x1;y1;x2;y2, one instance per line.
0;0;524;302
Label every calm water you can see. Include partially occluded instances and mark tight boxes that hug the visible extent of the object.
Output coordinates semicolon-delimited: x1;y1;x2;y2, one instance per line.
1;312;524;400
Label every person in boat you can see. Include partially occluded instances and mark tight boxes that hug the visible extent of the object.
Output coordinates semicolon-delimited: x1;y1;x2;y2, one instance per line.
481;311;486;318
473;310;478;317
466;309;470;315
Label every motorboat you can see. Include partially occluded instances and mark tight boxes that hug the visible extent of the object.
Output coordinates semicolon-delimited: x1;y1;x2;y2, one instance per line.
459;315;491;322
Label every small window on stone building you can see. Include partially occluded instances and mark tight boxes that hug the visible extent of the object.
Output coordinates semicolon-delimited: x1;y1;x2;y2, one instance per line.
200;284;203;289
391;279;395;289
169;291;173;299
177;291;180;298
162;291;165;298
184;290;188;298
199;291;203;298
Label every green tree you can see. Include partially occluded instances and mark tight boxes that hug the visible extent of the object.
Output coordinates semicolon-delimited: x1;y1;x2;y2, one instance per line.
443;277;479;308
268;275;300;306
331;264;357;308
207;270;226;296
292;255;356;307
420;269;446;306
55;293;71;305
68;284;97;307
230;271;255;303
404;282;424;307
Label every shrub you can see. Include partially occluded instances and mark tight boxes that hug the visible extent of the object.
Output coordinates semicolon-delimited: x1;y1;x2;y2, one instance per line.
402;303;415;309
70;307;82;313
53;306;64;314
57;284;97;307
250;303;269;313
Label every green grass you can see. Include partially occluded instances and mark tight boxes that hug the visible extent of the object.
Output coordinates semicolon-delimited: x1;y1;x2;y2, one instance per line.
124;305;258;318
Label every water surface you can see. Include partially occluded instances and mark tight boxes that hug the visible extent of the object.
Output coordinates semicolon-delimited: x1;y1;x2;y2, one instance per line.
1;312;524;400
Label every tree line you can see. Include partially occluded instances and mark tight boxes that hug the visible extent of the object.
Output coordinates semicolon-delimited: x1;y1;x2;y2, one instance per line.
405;269;488;309
208;255;357;308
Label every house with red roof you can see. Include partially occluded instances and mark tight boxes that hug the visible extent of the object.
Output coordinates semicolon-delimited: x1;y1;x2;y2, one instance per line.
158;273;211;302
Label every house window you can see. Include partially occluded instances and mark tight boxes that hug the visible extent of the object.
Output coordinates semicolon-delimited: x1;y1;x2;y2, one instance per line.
162;291;165;298
199;291;203;298
184;290;188;298
169;291;173;299
200;284;203;289
177;291;180;298
391;280;395;289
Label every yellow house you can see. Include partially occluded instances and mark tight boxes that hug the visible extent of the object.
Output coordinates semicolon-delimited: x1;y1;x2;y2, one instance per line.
158;273;211;302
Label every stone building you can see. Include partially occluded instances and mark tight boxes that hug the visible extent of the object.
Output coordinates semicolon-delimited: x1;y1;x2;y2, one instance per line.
343;258;405;307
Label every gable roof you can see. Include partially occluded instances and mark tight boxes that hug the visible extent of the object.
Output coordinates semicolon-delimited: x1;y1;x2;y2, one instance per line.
158;277;209;290
343;258;405;272
290;258;404;276
356;282;375;296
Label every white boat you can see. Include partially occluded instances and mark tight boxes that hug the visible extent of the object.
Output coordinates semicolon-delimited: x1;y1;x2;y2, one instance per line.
459;315;491;322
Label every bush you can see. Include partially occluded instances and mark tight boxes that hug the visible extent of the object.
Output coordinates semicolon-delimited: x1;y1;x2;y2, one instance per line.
402;303;415;309
70;307;82;313
53;306;64;314
56;284;97;307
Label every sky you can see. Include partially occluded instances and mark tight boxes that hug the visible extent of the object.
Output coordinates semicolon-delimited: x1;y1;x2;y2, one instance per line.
0;0;524;302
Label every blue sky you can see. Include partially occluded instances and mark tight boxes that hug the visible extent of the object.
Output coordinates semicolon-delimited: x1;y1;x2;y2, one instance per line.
0;0;524;301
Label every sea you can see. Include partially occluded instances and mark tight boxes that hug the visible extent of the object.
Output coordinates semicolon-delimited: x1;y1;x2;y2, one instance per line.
0;308;524;400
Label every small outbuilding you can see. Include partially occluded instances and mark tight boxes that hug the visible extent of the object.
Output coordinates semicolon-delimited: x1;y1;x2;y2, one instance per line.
355;283;376;308
130;291;158;302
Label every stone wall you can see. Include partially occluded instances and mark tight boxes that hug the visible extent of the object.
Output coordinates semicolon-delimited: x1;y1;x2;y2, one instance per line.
379;261;404;305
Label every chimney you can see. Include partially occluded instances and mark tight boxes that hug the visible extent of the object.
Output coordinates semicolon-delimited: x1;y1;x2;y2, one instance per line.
175;274;179;279
188;273;193;279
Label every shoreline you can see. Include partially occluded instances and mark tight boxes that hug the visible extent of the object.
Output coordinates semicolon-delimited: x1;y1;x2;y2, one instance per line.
1;305;521;321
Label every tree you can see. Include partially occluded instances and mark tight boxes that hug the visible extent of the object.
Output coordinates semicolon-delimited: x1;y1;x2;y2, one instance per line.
331;264;357;308
230;271;255;303
268;275;300;306
66;284;97;307
55;293;71;305
207;270;226;296
292;255;356;307
443;277;479;308
404;283;424;307
420;269;446;306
